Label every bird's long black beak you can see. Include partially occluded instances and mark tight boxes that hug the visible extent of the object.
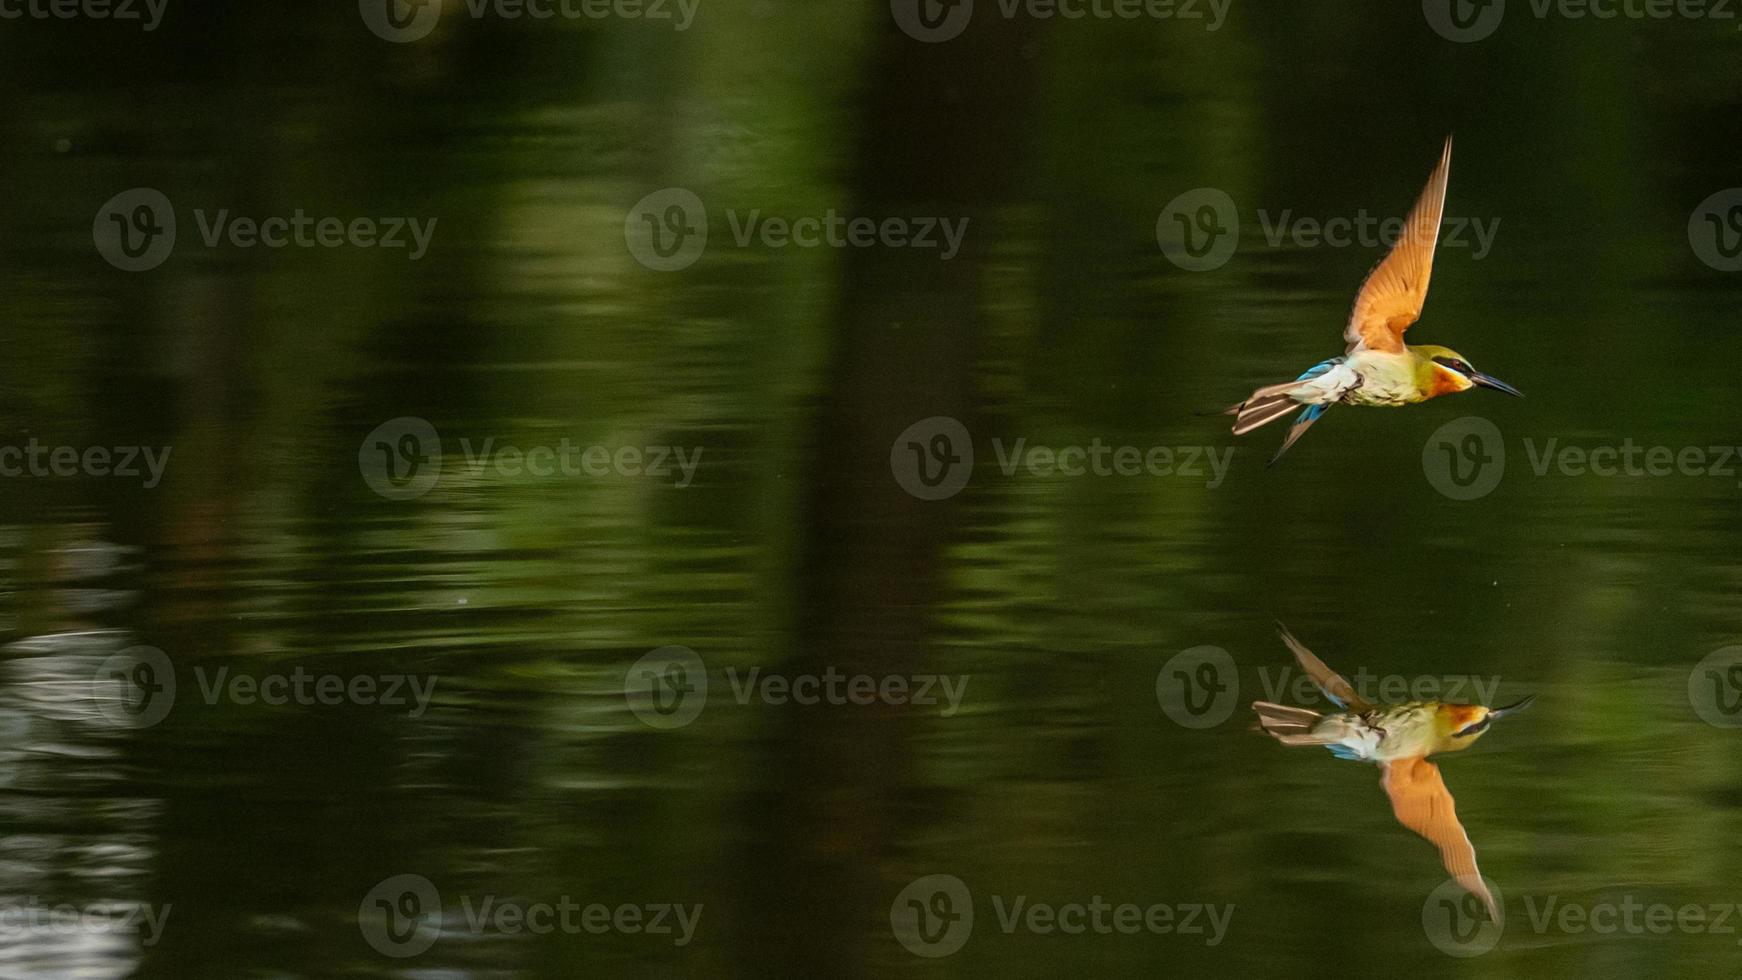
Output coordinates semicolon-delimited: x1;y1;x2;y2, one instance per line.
1471;372;1523;398
1489;695;1536;720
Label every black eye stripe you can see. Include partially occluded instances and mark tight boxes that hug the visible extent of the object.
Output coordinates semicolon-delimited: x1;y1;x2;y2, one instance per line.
1457;718;1491;737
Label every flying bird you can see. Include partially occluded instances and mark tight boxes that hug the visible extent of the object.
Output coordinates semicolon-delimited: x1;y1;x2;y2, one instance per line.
1252;624;1534;921
1219;137;1522;464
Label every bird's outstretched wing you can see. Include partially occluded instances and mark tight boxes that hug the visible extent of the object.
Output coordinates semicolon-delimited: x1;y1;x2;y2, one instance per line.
1380;755;1499;922
1276;623;1373;713
1344;137;1453;354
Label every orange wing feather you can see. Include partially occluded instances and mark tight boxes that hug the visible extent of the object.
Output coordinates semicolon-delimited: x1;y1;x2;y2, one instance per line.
1277;624;1373;713
1380;755;1499;922
1344;137;1453;354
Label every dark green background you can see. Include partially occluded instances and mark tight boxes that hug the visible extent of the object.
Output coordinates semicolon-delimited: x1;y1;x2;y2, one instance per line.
0;1;1739;977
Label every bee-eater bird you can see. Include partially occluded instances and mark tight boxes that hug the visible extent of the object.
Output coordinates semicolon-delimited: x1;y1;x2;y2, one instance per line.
1220;137;1523;464
1252;625;1534;921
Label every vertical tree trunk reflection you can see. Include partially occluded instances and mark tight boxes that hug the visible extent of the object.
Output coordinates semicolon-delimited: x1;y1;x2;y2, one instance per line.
734;14;1040;977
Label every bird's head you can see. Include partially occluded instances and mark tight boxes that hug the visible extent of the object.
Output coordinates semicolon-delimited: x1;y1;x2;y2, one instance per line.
1434;696;1536;752
1416;345;1523;399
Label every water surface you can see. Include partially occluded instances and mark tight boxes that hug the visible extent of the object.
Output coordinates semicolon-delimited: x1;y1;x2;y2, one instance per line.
1;4;1741;977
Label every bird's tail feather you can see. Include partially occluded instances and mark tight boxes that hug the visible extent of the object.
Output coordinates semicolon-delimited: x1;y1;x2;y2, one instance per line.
1276;732;1341;747
1252;701;1324;739
1230;391;1304;436
1268;403;1331;466
1203;379;1300;418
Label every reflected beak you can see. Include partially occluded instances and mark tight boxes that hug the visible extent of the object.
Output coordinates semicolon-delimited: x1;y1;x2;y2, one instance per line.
1470;372;1523;398
1489;695;1536;720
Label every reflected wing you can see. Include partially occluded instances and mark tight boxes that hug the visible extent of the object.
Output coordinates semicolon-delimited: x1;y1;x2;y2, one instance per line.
1276;623;1373;713
1380;756;1498;922
1344;137;1453;354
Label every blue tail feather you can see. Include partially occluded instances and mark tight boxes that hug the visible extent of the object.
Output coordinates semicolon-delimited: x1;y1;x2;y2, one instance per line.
1267;402;1331;467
